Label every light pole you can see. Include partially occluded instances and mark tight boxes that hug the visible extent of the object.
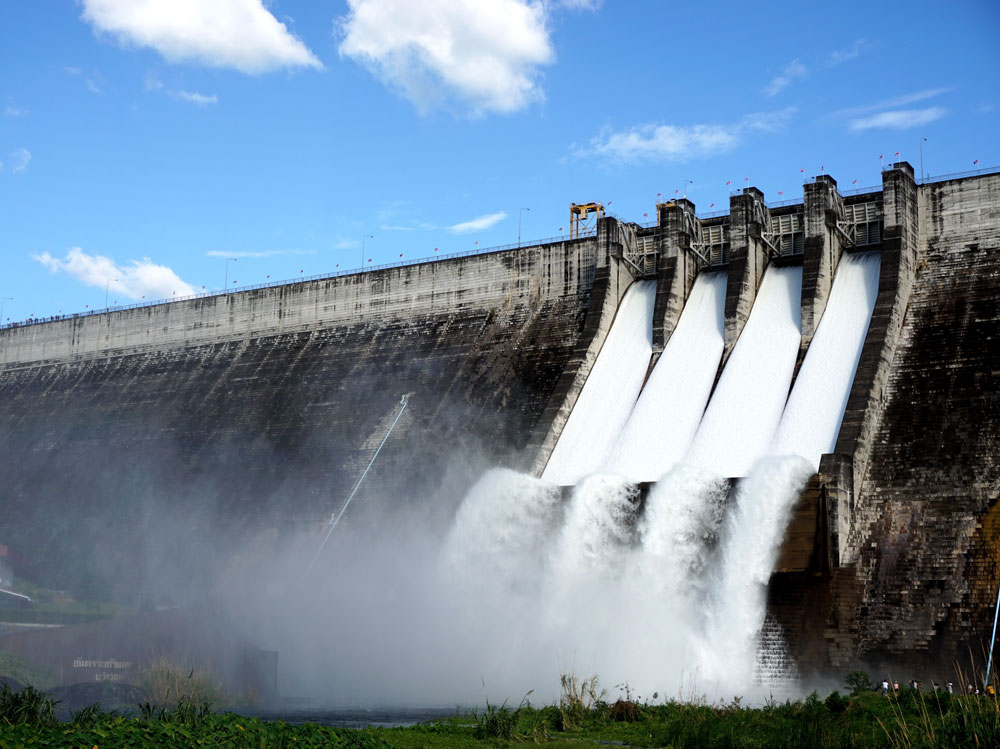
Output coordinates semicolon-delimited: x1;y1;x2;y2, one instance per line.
224;258;237;291
683;179;694;199
0;297;11;327
362;235;373;269
518;207;530;246
104;278;118;309
919;137;928;183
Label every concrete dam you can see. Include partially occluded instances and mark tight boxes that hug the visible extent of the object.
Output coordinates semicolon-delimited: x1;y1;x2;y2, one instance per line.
1;161;998;695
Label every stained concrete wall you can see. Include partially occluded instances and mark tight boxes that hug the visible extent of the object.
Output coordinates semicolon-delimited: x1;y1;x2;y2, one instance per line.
823;169;1000;671
0;238;605;593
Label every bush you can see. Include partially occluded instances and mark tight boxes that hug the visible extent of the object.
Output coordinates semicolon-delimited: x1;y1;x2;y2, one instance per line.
845;670;875;697
0;683;57;727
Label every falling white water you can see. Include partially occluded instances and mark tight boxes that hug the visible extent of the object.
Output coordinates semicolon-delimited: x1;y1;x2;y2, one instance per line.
542;281;656;486
603;272;727;481
771;251;881;469
685;266;803;478
443;467;562;595
632;464;730;601
696;455;814;686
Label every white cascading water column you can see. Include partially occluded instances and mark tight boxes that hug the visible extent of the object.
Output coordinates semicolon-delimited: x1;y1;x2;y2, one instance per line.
542;280;656;486
696;455;815;687
771;251;881;468
603;272;727;482
684;266;803;478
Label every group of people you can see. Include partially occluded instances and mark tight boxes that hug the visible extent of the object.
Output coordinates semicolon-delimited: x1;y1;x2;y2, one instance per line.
879;678;995;696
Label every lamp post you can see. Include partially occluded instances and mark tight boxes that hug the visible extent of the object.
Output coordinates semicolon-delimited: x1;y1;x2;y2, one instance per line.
362;235;373;269
104;278;118;309
224;258;237;291
919;137;928;183
518;208;530;247
0;297;11;327
683;179;694;199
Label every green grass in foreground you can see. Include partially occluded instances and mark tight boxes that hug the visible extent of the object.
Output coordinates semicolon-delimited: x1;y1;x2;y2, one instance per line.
3;679;1000;747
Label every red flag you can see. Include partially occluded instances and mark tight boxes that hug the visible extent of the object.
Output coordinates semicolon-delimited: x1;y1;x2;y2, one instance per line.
800;168;805;173
726;180;731;185
656;192;662;197
974;159;979;165
710;203;715;208
852;179;858;184
643;212;648;218
368;258;372;262
778;191;784;196
895;151;900;156
878;154;883;159
399;253;404;257
559;227;564;232
434;247;439;251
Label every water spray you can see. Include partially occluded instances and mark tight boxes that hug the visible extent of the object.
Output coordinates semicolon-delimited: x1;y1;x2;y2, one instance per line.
305;394;409;574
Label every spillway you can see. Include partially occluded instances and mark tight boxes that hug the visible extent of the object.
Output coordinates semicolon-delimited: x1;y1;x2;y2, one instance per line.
542;280;656;486
603;272;727;482
771;251;881;468
684;266;803;478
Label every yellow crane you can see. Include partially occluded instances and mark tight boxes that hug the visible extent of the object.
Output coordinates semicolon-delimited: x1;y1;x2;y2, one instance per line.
569;202;605;238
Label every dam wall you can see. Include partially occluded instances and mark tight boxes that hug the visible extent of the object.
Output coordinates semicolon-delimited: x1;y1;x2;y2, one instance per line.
2;163;998;682
0;237;609;593
823;169;1000;671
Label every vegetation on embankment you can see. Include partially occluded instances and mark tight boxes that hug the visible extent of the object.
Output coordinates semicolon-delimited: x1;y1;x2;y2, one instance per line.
3;673;1000;747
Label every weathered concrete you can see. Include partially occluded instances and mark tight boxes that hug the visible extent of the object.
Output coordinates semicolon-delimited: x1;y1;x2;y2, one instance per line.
722;187;772;366
823;168;1000;671
650;199;701;361
0;238;605;592
800;175;846;351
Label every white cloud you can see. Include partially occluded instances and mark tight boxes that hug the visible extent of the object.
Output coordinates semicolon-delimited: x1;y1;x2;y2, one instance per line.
80;0;322;74
827;38;870;66
65;66;82;75
9;148;31;174
338;0;553;115
204;249;315;258
831;88;950;119
584;108;795;164
169;89;218;106
4;99;26;117
85;77;102;94
448;211;507;234
556;0;602;8
849;107;947;131
764;59;807;96
32;247;197;301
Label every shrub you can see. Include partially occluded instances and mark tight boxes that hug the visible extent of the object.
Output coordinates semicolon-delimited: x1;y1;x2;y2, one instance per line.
846;670;875;697
0;683;57;727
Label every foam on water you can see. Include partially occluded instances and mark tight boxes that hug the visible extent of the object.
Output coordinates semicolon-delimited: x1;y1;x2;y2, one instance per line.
771;251;881;468
542;281;657;486
603;272;727;481
685;266;803;478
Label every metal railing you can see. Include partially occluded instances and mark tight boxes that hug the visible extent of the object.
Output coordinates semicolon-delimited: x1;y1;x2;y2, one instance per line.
923;164;999;184
1;229;597;330
841;184;882;197
765;198;803;209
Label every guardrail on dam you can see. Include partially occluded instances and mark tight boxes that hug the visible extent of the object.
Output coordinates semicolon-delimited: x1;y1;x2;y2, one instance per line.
1;162;998;681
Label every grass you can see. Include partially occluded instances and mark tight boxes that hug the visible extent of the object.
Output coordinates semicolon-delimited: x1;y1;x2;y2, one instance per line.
4;671;1000;747
138;655;226;707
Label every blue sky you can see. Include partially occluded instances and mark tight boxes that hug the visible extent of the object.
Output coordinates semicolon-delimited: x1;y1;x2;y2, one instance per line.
1;0;998;323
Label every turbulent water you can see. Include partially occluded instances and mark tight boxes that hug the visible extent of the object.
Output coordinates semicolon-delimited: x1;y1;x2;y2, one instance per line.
268;256;880;705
